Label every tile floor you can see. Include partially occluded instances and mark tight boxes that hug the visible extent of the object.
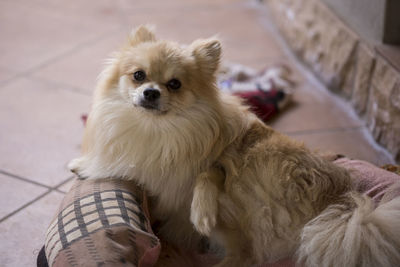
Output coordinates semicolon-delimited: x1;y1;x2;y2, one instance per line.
0;0;394;266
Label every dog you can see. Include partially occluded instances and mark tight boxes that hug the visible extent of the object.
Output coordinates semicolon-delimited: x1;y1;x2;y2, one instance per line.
69;26;400;266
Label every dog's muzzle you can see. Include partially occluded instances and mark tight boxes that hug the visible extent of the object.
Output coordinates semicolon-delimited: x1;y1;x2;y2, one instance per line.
140;88;160;110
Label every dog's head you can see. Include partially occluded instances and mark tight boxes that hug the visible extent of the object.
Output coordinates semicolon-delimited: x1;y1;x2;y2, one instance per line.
102;25;222;116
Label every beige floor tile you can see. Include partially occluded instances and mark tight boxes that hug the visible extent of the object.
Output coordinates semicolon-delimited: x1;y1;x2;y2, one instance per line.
0;173;48;219
0;191;64;267
0;1;119;72
290;128;393;165
31;31;126;94
0;78;90;186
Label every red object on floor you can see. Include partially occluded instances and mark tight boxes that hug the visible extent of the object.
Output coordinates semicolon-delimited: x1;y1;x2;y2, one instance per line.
235;89;285;122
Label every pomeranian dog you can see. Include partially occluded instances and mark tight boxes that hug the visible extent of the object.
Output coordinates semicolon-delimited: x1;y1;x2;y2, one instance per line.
69;26;400;266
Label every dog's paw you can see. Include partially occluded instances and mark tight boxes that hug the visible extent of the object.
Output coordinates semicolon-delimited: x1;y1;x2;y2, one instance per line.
190;185;218;236
190;202;217;236
68;158;88;179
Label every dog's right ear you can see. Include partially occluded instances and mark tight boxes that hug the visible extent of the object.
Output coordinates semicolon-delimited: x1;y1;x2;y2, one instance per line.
128;25;156;46
190;38;221;77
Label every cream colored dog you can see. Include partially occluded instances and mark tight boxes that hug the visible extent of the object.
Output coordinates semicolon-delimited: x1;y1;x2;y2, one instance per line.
69;26;400;267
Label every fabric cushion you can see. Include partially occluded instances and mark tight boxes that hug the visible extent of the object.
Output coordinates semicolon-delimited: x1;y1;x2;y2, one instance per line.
44;179;160;267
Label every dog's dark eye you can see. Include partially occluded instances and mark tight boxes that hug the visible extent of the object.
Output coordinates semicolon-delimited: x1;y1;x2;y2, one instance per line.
133;70;146;82
167;79;181;90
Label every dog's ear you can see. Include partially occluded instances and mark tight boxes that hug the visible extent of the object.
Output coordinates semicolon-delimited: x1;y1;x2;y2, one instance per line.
191;38;221;76
128;25;156;46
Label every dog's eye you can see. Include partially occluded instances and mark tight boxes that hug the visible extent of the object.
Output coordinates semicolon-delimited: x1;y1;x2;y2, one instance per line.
133;70;146;82
167;79;181;90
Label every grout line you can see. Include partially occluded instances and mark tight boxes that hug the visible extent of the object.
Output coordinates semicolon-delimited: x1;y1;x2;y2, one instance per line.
0;169;74;193
27;75;93;97
0;189;52;223
54;175;76;193
0;174;76;223
0;169;54;190
0;27;123;89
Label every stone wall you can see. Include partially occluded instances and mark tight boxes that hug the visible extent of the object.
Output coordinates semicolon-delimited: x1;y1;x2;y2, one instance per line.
320;0;385;43
264;0;400;161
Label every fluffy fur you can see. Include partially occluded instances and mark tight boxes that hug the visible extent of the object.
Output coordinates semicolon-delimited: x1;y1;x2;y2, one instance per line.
69;26;400;266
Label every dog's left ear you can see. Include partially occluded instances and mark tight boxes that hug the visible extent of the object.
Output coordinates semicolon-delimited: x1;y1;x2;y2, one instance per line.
128;25;156;46
191;38;221;76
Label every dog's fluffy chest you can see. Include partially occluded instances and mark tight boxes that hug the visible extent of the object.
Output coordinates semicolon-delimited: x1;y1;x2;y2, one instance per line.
80;96;228;212
99;112;220;211
133;143;206;212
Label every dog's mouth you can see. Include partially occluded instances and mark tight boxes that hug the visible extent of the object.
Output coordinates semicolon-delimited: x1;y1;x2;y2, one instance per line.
136;100;168;115
139;100;159;110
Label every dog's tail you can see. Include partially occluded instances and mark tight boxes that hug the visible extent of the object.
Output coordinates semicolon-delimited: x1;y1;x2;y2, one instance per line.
297;186;400;267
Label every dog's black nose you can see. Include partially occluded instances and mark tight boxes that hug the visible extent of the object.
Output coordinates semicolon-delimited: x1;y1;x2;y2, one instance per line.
143;88;160;102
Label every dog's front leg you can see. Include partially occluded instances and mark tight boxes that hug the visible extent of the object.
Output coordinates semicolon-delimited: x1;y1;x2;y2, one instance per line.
68;157;90;179
190;167;224;236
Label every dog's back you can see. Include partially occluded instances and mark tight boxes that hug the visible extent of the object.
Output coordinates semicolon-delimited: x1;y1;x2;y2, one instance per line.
214;121;350;263
208;117;400;266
